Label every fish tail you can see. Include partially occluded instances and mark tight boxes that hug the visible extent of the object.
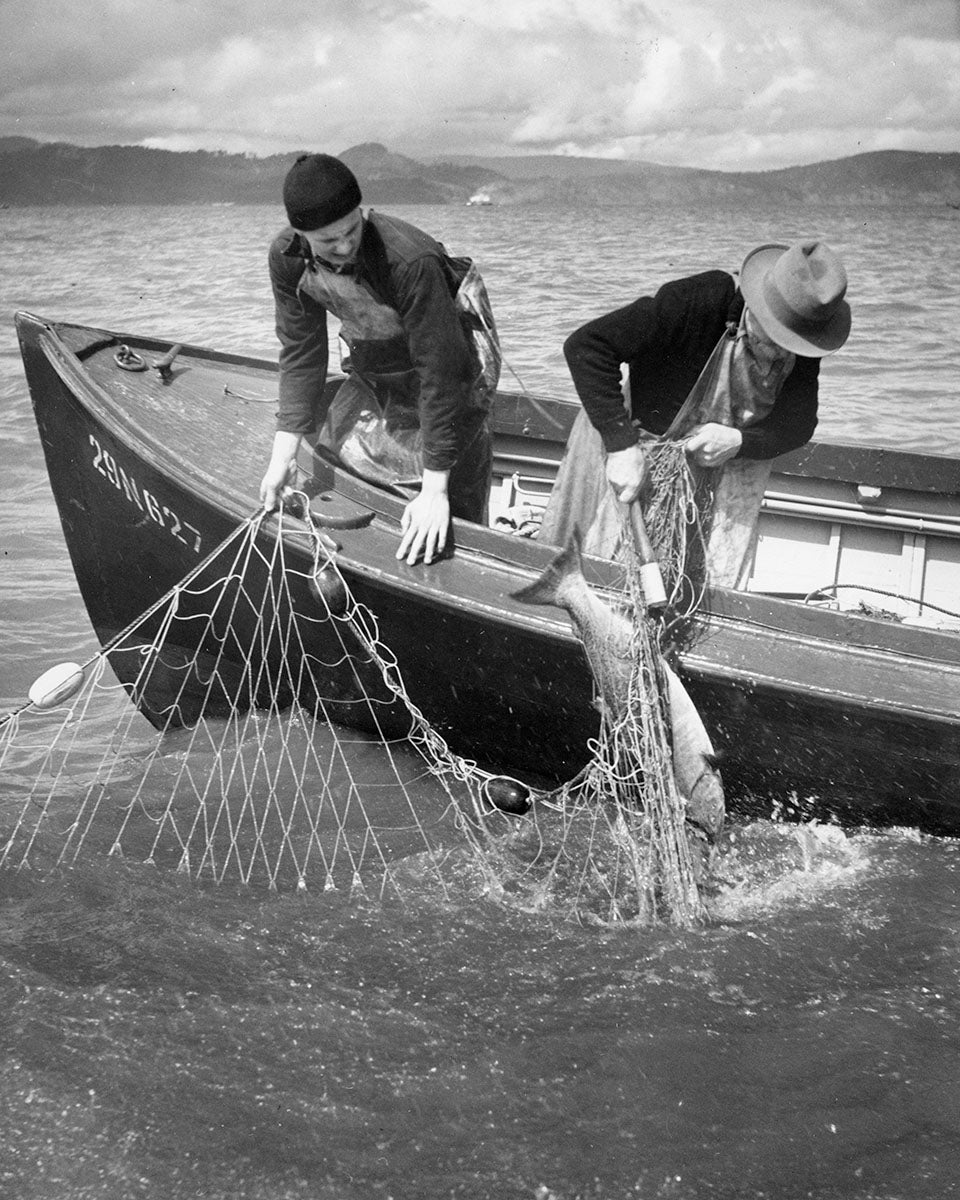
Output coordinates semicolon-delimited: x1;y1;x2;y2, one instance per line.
511;528;583;607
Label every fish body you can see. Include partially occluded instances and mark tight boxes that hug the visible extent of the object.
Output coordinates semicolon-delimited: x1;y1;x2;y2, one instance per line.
513;532;725;842
660;660;725;841
513;536;634;719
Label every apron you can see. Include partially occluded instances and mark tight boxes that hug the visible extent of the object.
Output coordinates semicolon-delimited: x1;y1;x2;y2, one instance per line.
298;255;499;523
667;312;795;588
539;312;795;588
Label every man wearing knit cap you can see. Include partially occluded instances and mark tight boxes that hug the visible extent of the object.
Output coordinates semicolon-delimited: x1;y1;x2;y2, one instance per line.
262;152;500;565
540;240;852;579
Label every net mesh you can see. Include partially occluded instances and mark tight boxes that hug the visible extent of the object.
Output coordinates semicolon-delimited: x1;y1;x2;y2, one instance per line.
517;441;711;925
643;440;713;631
1;450;713;926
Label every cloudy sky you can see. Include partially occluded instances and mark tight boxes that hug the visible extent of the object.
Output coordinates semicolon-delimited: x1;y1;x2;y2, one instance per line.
2;0;958;170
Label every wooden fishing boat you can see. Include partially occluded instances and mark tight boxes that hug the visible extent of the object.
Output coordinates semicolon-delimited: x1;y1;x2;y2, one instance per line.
14;311;960;835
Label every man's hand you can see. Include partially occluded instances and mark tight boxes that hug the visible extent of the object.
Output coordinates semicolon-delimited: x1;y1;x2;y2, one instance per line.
605;442;648;504
396;468;450;565
260;431;301;510
684;423;743;468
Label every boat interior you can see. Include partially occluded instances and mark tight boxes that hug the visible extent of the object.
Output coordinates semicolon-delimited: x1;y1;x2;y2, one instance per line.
27;315;960;637
491;426;960;633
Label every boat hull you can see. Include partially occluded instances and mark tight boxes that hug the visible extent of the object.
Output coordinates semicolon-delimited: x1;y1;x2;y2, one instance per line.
15;312;960;834
16;315;601;784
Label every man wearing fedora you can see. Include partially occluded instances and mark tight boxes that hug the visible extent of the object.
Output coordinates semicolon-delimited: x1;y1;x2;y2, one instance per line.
540;241;851;575
261;153;499;566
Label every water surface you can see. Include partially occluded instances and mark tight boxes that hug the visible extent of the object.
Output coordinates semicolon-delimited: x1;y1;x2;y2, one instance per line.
2;201;959;1200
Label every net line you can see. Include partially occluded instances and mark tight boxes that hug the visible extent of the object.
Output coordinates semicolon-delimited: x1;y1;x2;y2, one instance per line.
1;462;714;925
0;508;500;898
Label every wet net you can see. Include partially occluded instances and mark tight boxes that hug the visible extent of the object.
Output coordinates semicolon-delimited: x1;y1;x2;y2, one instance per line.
1;458;713;926
0;504;494;901
501;440;713;925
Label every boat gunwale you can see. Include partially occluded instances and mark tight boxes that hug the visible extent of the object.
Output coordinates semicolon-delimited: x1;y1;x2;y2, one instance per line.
682;610;960;722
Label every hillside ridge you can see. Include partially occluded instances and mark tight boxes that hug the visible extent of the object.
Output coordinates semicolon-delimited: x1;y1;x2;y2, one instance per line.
1;139;957;208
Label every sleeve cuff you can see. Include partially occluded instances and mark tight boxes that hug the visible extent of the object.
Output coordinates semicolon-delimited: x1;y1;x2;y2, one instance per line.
597;417;640;454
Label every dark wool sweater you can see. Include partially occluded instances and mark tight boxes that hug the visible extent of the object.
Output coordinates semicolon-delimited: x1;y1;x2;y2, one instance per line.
563;269;820;460
269;211;477;472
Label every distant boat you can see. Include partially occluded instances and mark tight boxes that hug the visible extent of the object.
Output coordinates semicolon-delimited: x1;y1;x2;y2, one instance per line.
466;191;493;207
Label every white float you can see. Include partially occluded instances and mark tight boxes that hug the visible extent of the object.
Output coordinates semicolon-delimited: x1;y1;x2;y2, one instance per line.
27;662;85;710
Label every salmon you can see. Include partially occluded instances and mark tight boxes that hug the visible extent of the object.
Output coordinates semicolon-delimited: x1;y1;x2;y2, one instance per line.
513;531;725;842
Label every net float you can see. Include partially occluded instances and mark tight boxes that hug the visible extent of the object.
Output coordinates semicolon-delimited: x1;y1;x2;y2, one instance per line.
308;567;349;616
482;776;532;816
27;662;85;710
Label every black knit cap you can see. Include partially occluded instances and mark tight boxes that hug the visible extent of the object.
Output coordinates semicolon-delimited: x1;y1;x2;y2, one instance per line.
283;153;362;231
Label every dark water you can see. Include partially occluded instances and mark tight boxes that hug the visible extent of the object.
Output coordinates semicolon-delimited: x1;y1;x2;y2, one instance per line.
2;202;960;1200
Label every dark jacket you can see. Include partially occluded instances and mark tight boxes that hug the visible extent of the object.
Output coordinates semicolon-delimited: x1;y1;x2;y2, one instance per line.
563;269;820;460
269;211;478;472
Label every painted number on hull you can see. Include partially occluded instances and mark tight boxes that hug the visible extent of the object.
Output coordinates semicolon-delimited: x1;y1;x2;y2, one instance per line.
89;434;202;553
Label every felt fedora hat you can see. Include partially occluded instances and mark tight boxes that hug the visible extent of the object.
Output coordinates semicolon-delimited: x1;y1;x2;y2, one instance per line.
739;240;851;357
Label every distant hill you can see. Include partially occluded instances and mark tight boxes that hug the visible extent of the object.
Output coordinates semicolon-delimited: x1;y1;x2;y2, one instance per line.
0;138;957;209
0;136;40;154
439;149;960;207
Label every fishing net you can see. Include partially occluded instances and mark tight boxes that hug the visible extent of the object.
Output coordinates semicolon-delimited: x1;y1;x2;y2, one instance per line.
1;453;714;926
641;440;713;621
0;504;499;900
495;440;713;926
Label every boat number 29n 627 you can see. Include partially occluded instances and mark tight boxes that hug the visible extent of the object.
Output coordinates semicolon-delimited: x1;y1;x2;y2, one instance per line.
89;433;202;554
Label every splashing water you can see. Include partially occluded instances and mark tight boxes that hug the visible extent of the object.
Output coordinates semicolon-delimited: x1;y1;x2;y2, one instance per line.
706;820;871;922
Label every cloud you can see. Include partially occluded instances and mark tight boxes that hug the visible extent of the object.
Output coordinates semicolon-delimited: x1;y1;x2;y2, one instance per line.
0;0;957;168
